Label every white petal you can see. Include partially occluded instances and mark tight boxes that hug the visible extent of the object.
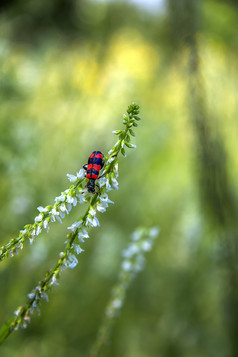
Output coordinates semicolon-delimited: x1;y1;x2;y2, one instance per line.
67;174;77;182
77;169;85;179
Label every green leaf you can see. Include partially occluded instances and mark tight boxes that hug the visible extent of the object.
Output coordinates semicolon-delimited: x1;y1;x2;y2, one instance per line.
132;122;139;127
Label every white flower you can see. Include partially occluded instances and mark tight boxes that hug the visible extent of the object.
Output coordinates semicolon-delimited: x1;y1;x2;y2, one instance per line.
34;214;43;223
19;229;27;235
50;207;62;223
122;260;132;271
64;203;71;214
149;227;160;238
73;244;84;255
112;299;122;309
56;215;62;224
86;215;100;227
78;228;89;242
64;253;78;269
27;292;36;300
55;194;65;203
76;192;86;204
67;220;82;231
122;244;139;258
141;240;152;251
59;203;68;213
29;237;34;245
100;194;114;204
96;201;108;213
77;169;85;179
113;163;119;178
14;307;22;316
17;242;24;250
37;206;49;213
67;174;77;182
36;225;42;236
50;274;59;286
89;206;96;216
66;195;77;207
131;230;141;241
59;210;65;219
41;292;48;302
111;177;119;190
43;220;49;232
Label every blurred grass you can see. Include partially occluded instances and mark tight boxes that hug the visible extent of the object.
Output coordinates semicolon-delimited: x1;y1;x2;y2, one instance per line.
0;1;238;356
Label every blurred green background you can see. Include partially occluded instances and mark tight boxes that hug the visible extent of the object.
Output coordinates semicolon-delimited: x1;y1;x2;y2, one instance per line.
1;0;238;356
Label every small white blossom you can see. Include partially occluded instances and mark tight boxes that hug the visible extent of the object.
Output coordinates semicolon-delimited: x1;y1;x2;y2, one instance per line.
18;242;24;250
50;207;62;223
29;237;34;245
77;169;85;179
55;194;65;204
112;299;123;309
41;292;48;302
27;292;35;300
122;244;139;258
64;253;78;269
14;307;22;317
36;225;42;236
76;192;86;204
96;201;108;213
122;260;132;271
43;220;50;232
142;240;152;251
111;177;119;190
19;229;27;235
67;220;82;231
78;229;89;242
89;206;96;216
34;214;43;223
73;244;84;255
86;215;100;227
98;176;107;187
113;163;119;178
99;194;114;204
59;203;68;213
66;194;77;207
56;215;62;224
67;174;77;182
50;274;59;286
37;206;49;213
131;230;141;241
149;227;160;238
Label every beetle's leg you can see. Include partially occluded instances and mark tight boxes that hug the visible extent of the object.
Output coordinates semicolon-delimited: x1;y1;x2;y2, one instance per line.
83;164;88;171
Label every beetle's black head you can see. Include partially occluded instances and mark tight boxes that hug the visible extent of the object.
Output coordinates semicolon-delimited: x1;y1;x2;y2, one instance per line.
87;178;96;193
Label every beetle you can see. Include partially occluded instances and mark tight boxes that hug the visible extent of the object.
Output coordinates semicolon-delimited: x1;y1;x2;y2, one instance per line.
83;151;104;193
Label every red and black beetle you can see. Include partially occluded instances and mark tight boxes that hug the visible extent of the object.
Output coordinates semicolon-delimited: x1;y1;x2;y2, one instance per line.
83;151;104;193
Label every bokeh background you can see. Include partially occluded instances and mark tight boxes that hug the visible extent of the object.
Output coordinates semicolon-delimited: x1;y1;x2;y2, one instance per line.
1;0;238;356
